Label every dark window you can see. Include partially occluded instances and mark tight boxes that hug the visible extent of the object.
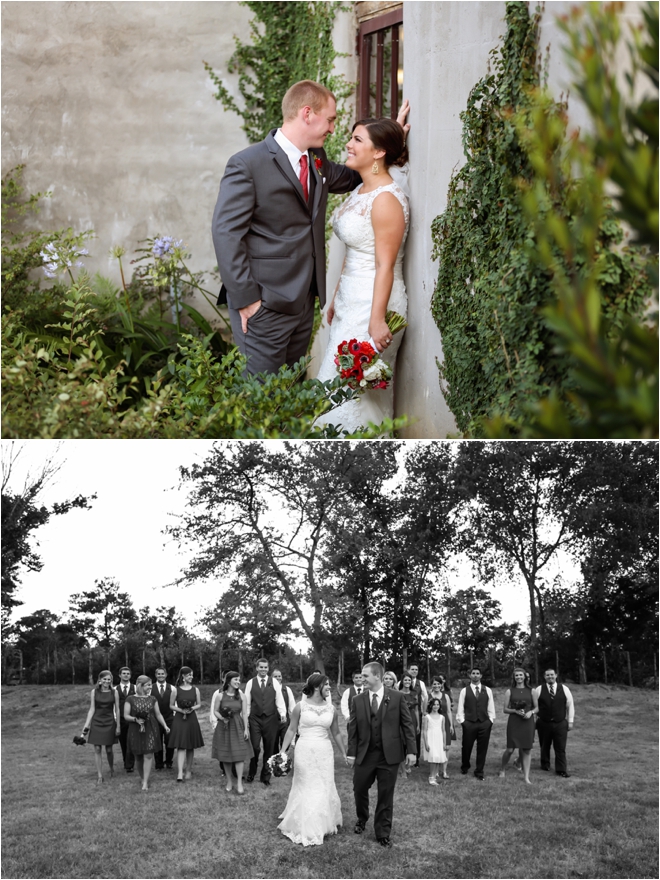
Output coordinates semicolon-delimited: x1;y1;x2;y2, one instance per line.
357;8;404;120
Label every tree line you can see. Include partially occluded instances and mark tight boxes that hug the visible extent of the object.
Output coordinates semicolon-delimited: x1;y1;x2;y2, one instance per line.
2;442;657;687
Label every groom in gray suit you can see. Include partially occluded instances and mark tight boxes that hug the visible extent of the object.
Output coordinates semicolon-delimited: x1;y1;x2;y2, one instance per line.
212;80;361;375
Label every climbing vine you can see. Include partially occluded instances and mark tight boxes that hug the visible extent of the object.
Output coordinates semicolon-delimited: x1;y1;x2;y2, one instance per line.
204;1;351;162
430;1;651;436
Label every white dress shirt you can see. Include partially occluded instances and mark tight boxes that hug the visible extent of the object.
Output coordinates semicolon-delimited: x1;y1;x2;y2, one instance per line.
340;685;364;721
209;688;222;731
245;675;287;722
274;128;309;189
456;684;496;724
533;684;575;723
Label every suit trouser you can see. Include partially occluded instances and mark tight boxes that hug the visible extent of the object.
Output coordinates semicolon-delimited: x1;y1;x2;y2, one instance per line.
118;720;134;770
248;714;279;780
228;291;316;376
537;719;568;773
353;748;398;841
154;721;174;768
460;719;492;774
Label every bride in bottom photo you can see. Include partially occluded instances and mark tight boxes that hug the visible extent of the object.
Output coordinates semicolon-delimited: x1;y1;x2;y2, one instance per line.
276;673;345;846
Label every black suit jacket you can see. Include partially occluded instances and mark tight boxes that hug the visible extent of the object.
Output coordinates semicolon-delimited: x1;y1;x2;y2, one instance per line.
348;688;417;766
212;131;361;314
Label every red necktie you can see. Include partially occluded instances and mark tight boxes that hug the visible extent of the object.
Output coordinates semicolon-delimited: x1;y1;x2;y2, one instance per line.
299;154;309;202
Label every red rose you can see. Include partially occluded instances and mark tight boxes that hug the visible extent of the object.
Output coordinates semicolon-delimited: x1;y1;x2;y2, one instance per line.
373;380;389;389
314;157;323;171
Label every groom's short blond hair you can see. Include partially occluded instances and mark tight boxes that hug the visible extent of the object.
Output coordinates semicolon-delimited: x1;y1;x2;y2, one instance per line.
282;80;336;120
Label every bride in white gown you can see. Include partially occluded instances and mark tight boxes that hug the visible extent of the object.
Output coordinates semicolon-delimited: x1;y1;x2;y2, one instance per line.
315;112;410;434
277;674;347;847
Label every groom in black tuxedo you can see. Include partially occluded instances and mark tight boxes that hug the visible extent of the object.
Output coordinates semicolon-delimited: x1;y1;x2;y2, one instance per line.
347;662;416;849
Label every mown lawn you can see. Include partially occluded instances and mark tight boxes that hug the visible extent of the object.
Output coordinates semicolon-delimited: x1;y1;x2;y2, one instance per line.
1;683;657;879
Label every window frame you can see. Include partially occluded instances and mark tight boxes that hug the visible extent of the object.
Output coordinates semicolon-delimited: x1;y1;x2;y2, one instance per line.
357;7;404;120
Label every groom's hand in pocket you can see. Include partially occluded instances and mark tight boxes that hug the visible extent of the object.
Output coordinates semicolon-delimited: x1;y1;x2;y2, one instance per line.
239;299;262;334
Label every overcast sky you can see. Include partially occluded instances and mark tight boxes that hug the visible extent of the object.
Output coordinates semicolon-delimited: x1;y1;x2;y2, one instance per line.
3;440;560;642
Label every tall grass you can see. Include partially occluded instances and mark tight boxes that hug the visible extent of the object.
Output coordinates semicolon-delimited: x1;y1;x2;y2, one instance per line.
1;683;657;879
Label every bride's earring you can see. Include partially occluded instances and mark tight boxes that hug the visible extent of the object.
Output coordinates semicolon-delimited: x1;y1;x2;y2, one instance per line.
372;160;380;175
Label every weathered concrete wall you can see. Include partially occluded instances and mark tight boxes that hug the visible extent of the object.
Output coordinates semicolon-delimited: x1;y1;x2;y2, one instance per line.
1;0;254;294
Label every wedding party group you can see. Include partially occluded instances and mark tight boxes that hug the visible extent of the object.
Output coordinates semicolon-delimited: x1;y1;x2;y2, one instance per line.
79;659;575;849
211;78;412;432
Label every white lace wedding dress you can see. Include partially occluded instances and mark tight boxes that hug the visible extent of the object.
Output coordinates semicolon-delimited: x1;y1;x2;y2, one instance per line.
315;181;410;433
277;700;342;846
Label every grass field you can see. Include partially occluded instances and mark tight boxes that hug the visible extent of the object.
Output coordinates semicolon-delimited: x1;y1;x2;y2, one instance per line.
1;683;657;879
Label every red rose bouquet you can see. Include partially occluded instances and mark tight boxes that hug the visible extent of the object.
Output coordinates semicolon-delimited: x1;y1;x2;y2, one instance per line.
335;311;407;391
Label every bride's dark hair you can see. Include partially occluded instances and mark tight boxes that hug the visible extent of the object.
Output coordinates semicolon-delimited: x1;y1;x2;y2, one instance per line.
302;673;328;697
353;117;409;167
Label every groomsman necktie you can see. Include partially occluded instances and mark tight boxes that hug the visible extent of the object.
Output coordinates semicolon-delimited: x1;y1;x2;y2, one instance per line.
371;693;378;716
299;154;309;202
160;684;164;696
475;685;480;697
549;684;555;698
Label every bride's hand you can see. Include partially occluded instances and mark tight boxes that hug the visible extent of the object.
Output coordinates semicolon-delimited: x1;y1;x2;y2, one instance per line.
326;300;335;325
369;318;393;353
396;99;410;138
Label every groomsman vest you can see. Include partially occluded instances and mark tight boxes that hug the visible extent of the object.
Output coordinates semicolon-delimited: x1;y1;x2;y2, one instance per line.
249;676;277;717
151;682;173;720
463;686;489;722
537;683;567;723
282;686;293;718
348;685;363;711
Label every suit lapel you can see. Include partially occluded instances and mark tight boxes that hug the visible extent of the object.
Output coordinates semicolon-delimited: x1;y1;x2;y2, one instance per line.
309;155;322;219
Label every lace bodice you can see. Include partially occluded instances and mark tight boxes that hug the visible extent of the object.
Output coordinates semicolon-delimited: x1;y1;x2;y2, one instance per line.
332;182;409;278
298;701;334;739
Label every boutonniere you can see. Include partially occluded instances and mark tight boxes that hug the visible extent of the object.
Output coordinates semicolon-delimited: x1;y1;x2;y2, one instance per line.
311;153;323;175
384;695;391;706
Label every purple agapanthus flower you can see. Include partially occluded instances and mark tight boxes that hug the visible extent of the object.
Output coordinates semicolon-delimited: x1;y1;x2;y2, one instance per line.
152;236;183;259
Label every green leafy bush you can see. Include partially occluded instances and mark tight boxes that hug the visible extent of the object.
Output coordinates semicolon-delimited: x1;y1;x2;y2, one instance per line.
431;1;653;437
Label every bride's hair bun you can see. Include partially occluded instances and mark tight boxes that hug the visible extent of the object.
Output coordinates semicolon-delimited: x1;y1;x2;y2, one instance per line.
354;117;409;168
302;672;328;696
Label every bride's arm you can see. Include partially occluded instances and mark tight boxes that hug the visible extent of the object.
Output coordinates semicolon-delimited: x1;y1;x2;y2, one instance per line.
329;709;347;760
279;702;302;755
369;193;406;352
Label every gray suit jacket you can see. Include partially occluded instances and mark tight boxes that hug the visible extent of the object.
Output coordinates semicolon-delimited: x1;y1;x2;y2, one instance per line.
212;130;361;315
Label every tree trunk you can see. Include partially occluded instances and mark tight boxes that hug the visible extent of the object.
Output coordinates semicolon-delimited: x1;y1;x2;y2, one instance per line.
299;653;303;683
53;645;58;684
199;648;204;685
88;649;94;685
489;647;495;683
602;650;608;685
447;651;451;685
159;645;165;669
71;651;75;684
402;646;408;673
555;650;560;675
218;639;224;685
339;648;344;685
469;650;474;671
626;651;633;687
125;644;128;667
578;646;587;684
238;649;243;679
427;654;431;685
142;647;146;675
